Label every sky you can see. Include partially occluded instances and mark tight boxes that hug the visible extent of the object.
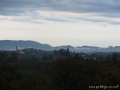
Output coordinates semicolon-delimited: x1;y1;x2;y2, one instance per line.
0;0;120;47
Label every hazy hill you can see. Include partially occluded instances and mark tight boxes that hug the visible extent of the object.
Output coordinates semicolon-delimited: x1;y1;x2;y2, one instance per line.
0;40;53;50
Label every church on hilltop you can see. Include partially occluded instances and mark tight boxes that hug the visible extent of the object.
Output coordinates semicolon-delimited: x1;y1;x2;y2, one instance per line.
15;46;25;54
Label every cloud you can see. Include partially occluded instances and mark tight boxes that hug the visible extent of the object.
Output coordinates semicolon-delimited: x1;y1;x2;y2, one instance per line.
1;0;120;14
0;0;120;24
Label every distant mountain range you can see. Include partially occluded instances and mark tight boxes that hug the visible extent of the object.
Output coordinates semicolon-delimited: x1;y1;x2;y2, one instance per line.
0;40;120;52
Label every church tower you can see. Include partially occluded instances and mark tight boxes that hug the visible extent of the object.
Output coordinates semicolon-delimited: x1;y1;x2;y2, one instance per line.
16;45;19;52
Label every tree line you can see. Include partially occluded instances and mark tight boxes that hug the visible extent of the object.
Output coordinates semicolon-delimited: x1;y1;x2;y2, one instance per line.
0;51;120;90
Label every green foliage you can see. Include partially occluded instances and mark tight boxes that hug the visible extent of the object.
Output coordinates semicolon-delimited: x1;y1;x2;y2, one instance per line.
0;52;8;60
11;52;18;63
0;56;120;90
74;53;79;59
107;54;111;61
111;52;120;67
54;48;70;56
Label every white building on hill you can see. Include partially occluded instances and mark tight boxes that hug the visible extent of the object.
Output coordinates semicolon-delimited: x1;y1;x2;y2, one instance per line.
15;46;25;54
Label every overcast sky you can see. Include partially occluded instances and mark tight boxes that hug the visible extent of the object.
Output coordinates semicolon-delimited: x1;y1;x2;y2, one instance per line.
0;0;120;47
